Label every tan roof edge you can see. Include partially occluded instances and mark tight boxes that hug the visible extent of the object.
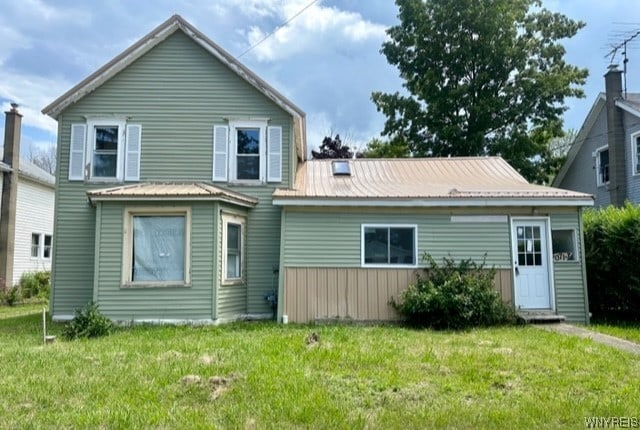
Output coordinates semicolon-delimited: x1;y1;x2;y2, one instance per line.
41;14;307;160
552;93;606;187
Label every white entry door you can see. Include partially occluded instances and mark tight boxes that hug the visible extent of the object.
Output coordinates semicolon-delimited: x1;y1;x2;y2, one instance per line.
512;219;551;309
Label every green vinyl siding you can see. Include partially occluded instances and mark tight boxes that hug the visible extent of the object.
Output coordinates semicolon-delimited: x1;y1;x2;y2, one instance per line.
281;209;511;268
550;212;588;323
52;30;294;318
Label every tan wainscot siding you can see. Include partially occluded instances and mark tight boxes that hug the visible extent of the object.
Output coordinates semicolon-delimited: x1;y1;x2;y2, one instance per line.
280;208;515;323
51;29;295;318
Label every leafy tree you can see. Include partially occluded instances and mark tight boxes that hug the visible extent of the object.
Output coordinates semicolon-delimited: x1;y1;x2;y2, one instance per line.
371;0;588;183
362;137;408;158
312;134;354;159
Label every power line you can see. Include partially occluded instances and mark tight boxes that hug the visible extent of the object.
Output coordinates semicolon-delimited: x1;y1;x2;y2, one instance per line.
236;0;321;59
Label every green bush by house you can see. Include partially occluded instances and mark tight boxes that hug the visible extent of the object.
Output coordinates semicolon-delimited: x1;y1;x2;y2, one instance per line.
392;254;516;329
583;203;640;321
62;302;114;340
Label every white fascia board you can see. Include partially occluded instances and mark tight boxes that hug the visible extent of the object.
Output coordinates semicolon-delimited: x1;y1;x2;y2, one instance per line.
272;197;595;207
615;99;640;118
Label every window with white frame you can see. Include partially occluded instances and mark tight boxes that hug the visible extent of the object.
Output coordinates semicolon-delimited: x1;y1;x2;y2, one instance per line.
31;233;40;258
361;224;417;267
43;235;52;259
222;213;246;284
212;121;282;183
68;120;141;182
123;208;191;286
632;132;640;175
595;146;610;186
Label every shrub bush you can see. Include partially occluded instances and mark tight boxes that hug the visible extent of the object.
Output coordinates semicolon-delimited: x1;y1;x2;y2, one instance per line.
19;271;50;300
62;302;114;340
392;254;516;329
1;285;21;306
583;203;640;321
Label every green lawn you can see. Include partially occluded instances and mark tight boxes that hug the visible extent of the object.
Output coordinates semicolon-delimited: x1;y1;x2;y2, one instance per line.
590;321;640;344
1;304;639;429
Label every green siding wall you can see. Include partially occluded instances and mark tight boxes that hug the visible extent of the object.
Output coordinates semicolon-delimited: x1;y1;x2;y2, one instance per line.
282;209;512;268
52;30;293;318
550;212;588;322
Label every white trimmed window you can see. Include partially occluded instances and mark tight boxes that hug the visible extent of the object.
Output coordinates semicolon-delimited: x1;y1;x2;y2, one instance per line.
31;233;40;258
68;120;141;182
43;235;52;259
595;146;609;186
632;132;640;175
122;208;191;286
361;224;417;267
212;120;282;183
222;213;246;284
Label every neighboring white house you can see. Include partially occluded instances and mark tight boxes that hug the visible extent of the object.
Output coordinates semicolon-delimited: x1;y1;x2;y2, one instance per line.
1;105;55;286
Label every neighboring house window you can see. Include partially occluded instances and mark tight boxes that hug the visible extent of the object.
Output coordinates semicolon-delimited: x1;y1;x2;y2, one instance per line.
43;235;52;259
361;224;417;267
212;121;282;183
595;146;609;186
68;121;141;182
222;213;246;284
31;234;40;258
122;208;191;286
632;132;640;175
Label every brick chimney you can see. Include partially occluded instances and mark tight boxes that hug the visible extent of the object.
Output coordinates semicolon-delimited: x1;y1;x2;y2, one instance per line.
604;65;627;206
0;103;22;288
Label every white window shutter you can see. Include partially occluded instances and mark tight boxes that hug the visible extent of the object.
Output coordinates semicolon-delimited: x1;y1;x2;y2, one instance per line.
125;124;142;181
213;125;229;182
69;124;86;181
267;126;282;182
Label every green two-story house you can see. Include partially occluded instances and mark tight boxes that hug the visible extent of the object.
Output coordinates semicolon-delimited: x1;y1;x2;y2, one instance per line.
44;15;594;324
43;15;305;322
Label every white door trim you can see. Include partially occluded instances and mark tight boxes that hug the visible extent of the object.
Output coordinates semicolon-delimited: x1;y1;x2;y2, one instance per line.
510;216;556;311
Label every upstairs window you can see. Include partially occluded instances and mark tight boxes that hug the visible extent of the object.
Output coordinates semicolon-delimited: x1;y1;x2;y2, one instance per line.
212;121;282;183
92;125;120;178
595;146;609;186
68;121;141;182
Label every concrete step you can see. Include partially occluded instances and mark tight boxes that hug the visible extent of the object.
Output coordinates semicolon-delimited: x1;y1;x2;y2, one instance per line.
517;311;566;324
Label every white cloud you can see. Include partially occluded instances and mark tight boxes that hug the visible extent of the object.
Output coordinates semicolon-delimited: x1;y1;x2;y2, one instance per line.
0;70;70;134
233;1;387;62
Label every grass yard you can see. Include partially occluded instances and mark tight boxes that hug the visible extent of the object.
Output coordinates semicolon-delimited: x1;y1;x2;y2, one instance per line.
590;320;640;344
1;304;639;429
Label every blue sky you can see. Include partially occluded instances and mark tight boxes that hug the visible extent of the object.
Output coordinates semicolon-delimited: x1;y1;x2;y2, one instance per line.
1;0;639;157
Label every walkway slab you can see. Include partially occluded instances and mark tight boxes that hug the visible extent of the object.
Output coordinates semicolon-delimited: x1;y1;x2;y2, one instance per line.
535;323;640;355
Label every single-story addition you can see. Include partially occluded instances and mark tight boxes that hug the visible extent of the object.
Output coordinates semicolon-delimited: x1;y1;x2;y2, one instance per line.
273;157;594;324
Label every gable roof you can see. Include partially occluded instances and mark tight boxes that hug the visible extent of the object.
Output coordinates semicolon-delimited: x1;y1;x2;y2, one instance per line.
552;93;606;187
273;157;593;207
87;182;257;208
0;156;55;188
42;14;307;160
552;92;640;187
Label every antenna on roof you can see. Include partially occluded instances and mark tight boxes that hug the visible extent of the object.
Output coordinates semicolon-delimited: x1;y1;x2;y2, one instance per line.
605;23;640;98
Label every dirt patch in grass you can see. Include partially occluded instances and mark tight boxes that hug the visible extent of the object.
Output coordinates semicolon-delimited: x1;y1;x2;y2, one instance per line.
180;373;241;400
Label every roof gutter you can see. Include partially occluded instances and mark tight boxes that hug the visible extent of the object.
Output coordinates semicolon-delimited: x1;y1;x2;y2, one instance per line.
272;197;595;208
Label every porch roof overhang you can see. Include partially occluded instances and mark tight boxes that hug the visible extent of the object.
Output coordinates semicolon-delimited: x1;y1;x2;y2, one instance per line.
87;182;258;208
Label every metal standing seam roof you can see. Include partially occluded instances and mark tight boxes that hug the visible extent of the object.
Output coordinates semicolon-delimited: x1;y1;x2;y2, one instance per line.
87;182;258;207
273;157;593;205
